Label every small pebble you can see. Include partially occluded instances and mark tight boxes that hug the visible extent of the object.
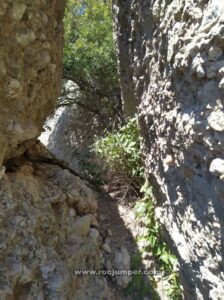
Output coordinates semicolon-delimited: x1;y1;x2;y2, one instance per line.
102;243;112;254
0;166;6;181
99;214;106;221
106;229;112;236
69;208;76;218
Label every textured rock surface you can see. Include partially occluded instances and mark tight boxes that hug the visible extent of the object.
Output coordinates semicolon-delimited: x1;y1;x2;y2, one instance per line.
39;103;106;175
39;106;90;173
0;145;114;299
113;0;224;299
113;247;131;288
0;2;118;299
0;0;64;165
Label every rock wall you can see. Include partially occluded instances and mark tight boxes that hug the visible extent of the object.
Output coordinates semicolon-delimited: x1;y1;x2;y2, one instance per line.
0;145;112;299
39;104;103;175
0;1;117;299
113;0;224;299
0;0;64;165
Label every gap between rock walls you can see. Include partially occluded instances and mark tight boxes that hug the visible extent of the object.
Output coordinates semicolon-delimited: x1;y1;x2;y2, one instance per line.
0;0;224;300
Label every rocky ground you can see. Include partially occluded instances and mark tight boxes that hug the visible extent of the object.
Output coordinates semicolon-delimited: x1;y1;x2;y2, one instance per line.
0;142;123;299
38;106;173;300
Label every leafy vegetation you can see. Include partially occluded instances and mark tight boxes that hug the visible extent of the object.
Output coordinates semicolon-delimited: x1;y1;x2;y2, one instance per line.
124;254;160;300
93;117;183;299
93;117;144;195
62;0;123;128
135;182;183;299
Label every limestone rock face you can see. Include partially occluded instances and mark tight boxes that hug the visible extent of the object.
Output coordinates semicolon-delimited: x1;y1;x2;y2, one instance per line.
113;0;224;298
0;156;113;299
0;0;65;165
39;105;93;174
0;2;117;299
113;247;131;288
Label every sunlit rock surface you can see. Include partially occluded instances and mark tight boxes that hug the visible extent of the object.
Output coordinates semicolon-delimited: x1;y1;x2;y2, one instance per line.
0;154;113;299
0;0;65;165
0;1;117;299
39;106;81;172
39;103;104;175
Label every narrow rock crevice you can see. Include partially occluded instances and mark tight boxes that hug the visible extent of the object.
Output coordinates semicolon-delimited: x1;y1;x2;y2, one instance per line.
1;0;224;299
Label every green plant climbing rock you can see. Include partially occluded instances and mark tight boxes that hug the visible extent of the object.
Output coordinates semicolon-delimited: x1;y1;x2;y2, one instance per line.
94;117;183;299
135;182;183;299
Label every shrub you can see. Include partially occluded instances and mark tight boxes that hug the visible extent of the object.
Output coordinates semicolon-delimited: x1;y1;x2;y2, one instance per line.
62;0;123;129
93;117;144;194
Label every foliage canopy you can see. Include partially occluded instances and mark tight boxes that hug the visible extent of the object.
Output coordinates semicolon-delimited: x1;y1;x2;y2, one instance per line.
62;0;121;127
64;0;117;90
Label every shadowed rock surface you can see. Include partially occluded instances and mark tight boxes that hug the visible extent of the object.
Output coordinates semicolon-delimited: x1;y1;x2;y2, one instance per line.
113;0;224;298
